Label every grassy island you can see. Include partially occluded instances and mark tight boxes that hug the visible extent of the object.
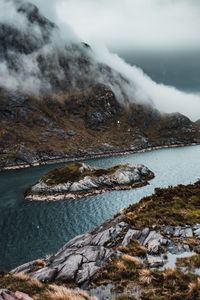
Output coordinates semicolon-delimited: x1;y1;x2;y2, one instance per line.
42;162;130;185
26;162;154;201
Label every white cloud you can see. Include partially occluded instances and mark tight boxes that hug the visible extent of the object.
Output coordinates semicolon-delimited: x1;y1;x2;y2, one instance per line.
56;0;200;51
92;44;200;121
1;0;200;121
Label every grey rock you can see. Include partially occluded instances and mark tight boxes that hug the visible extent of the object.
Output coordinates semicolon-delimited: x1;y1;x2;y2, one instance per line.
147;240;162;255
56;254;83;281
174;226;182;237
143;231;163;255
76;246;101;263
147;256;164;267
193;224;200;230
10;260;38;274
2;293;15;300
194;228;200;238
163;226;174;236
183;245;190;252
76;262;100;285
184;228;193;238
16;146;39;165
68;130;77;136
91;228;111;246
29;267;56;282
28;163;152;197
139;228;150;244
122;229;141;246
143;231;157;246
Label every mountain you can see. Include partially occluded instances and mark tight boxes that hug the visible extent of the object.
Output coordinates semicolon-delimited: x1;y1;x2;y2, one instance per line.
0;0;200;170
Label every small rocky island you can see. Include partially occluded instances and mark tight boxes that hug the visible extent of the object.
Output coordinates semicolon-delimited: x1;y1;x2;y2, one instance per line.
25;162;154;201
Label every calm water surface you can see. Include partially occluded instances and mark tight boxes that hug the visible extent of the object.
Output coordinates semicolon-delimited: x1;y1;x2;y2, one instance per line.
0;145;200;271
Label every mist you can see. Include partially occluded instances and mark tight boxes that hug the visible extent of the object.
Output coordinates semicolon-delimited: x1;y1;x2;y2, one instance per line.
54;0;200;121
92;44;200;121
0;0;200;121
57;0;200;52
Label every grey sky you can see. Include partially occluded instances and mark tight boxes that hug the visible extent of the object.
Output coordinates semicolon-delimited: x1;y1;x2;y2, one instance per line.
49;0;200;52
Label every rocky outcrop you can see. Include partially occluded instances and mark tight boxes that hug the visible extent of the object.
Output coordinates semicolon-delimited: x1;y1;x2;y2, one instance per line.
11;216;128;286
25;163;154;201
10;211;200;287
0;290;33;300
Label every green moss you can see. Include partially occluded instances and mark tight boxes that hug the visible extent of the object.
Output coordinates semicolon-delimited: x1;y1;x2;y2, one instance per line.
42;162;129;185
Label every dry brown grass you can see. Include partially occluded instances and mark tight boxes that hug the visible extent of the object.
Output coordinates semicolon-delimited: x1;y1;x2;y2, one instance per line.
11;274;43;289
117;246;129;252
12;273;30;281
139;269;153;285
188;282;198;294
122;255;140;266
116;261;126;272
163;267;175;280
27;279;43;289
184;238;199;248
45;285;98;300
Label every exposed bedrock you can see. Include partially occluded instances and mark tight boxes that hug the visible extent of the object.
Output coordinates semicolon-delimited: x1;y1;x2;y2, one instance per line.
25;162;154;201
10;212;200;287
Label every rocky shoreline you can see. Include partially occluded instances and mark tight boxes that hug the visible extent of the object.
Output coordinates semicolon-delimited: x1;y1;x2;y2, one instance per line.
2;179;200;299
1;142;200;173
10;214;200;287
25;163;154;201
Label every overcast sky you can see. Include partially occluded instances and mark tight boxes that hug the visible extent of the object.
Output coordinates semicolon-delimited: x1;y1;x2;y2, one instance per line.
32;0;200;53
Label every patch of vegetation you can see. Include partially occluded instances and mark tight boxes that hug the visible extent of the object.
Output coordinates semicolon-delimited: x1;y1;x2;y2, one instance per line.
0;272;47;299
0;273;95;300
176;253;200;268
184;238;199;250
98;259;200;300
114;295;137;300
42;162;129;185
95;180;200;298
124;180;200;228
118;240;147;258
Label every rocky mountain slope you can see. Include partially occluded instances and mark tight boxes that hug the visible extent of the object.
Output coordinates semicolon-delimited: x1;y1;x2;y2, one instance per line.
0;0;200;170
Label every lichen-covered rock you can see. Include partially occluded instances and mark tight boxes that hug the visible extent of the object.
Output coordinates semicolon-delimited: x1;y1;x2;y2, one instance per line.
11;218;127;286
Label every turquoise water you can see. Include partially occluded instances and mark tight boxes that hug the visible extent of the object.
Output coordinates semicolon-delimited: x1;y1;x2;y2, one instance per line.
0;145;200;271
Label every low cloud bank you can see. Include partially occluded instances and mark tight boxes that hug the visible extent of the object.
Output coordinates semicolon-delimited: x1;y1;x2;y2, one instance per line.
0;0;200;121
93;44;200;121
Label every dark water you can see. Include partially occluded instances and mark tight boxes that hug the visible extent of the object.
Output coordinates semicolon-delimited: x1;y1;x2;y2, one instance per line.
0;145;200;271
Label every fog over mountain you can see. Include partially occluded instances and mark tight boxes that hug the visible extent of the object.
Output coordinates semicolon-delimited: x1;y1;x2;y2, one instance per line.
55;0;200;52
0;0;200;120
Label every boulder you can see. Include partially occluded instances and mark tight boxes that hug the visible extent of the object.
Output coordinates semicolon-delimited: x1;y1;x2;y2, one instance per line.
11;260;38;274
122;229;141;246
14;291;33;300
147;256;164;267
55;254;83;281
29;267;56;282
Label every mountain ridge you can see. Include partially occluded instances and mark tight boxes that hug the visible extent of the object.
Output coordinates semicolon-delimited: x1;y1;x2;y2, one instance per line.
0;0;200;169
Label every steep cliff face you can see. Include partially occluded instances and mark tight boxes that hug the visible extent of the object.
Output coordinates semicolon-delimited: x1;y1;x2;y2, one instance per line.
0;0;199;169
